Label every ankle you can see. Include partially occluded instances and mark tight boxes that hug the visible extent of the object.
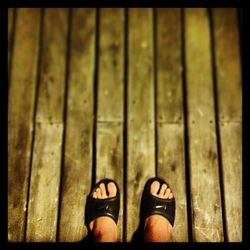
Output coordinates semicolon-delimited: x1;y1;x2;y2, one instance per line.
92;218;118;242
93;227;117;242
93;229;117;242
143;215;172;242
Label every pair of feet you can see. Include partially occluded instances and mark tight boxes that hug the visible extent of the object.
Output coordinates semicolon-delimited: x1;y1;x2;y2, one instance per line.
88;180;174;242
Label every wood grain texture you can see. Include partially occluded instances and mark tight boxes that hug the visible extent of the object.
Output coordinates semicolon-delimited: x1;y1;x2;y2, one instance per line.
156;8;183;123
126;8;155;241
26;8;69;242
26;123;63;241
212;8;242;242
156;8;188;242
8;7;242;242
58;8;95;242
97;8;124;122
220;123;242;241
184;8;224;242
96;123;124;241
212;8;242;122
8;8;14;71
36;8;69;123
8;8;41;242
96;8;124;242
158;124;188;242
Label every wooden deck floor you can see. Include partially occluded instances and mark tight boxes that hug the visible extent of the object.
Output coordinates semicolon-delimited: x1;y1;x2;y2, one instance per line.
8;8;242;242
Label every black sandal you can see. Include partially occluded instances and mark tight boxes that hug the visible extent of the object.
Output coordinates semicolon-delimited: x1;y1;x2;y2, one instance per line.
85;178;120;228
141;177;175;227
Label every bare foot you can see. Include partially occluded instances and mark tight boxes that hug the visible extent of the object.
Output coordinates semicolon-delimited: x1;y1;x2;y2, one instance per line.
89;182;118;242
143;180;174;242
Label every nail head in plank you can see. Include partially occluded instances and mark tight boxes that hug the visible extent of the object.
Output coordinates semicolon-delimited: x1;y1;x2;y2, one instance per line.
156;8;183;123
36;8;69;123
97;8;124;122
58;8;95;242
184;8;224;242
126;8;155;242
8;8;41;242
26;123;63;242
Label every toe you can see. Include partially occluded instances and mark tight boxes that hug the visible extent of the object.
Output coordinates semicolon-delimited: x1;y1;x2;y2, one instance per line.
164;188;171;198
107;182;117;197
150;181;160;196
93;191;97;199
100;183;107;198
169;192;174;199
96;188;101;199
89;221;94;231
159;184;167;197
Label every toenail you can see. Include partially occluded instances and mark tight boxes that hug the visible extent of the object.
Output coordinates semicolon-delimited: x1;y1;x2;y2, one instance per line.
150;181;160;195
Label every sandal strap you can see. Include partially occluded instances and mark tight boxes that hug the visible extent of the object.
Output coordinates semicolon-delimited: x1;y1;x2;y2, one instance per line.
144;194;175;227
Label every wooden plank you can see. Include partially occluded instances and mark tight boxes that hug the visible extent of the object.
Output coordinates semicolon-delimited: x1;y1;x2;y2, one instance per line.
8;8;41;242
96;8;124;242
36;8;69;123
96;123;123;241
8;8;14;71
158;125;188;242
212;8;242;241
58;8;95;242
156;8;183;123
126;8;155;242
26;8;68;242
97;8;124;122
184;8;224;242
212;8;242;122
26;123;63;241
156;8;188;242
220;123;242;241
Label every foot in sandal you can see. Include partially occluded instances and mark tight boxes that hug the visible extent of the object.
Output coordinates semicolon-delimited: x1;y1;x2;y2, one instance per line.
142;177;175;242
85;179;119;242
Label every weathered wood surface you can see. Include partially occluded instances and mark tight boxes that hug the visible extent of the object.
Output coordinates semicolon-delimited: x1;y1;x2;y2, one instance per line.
156;8;183;124
156;8;188;242
158;125;188;241
58;8;96;242
8;8;41;242
212;8;242;242
26;123;63;241
35;9;69;124
97;8;124;122
184;8;224;242
220;123;242;242
26;8;69;242
8;8;242;242
96;8;124;242
126;8;155;242
212;8;242;123
8;8;14;71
